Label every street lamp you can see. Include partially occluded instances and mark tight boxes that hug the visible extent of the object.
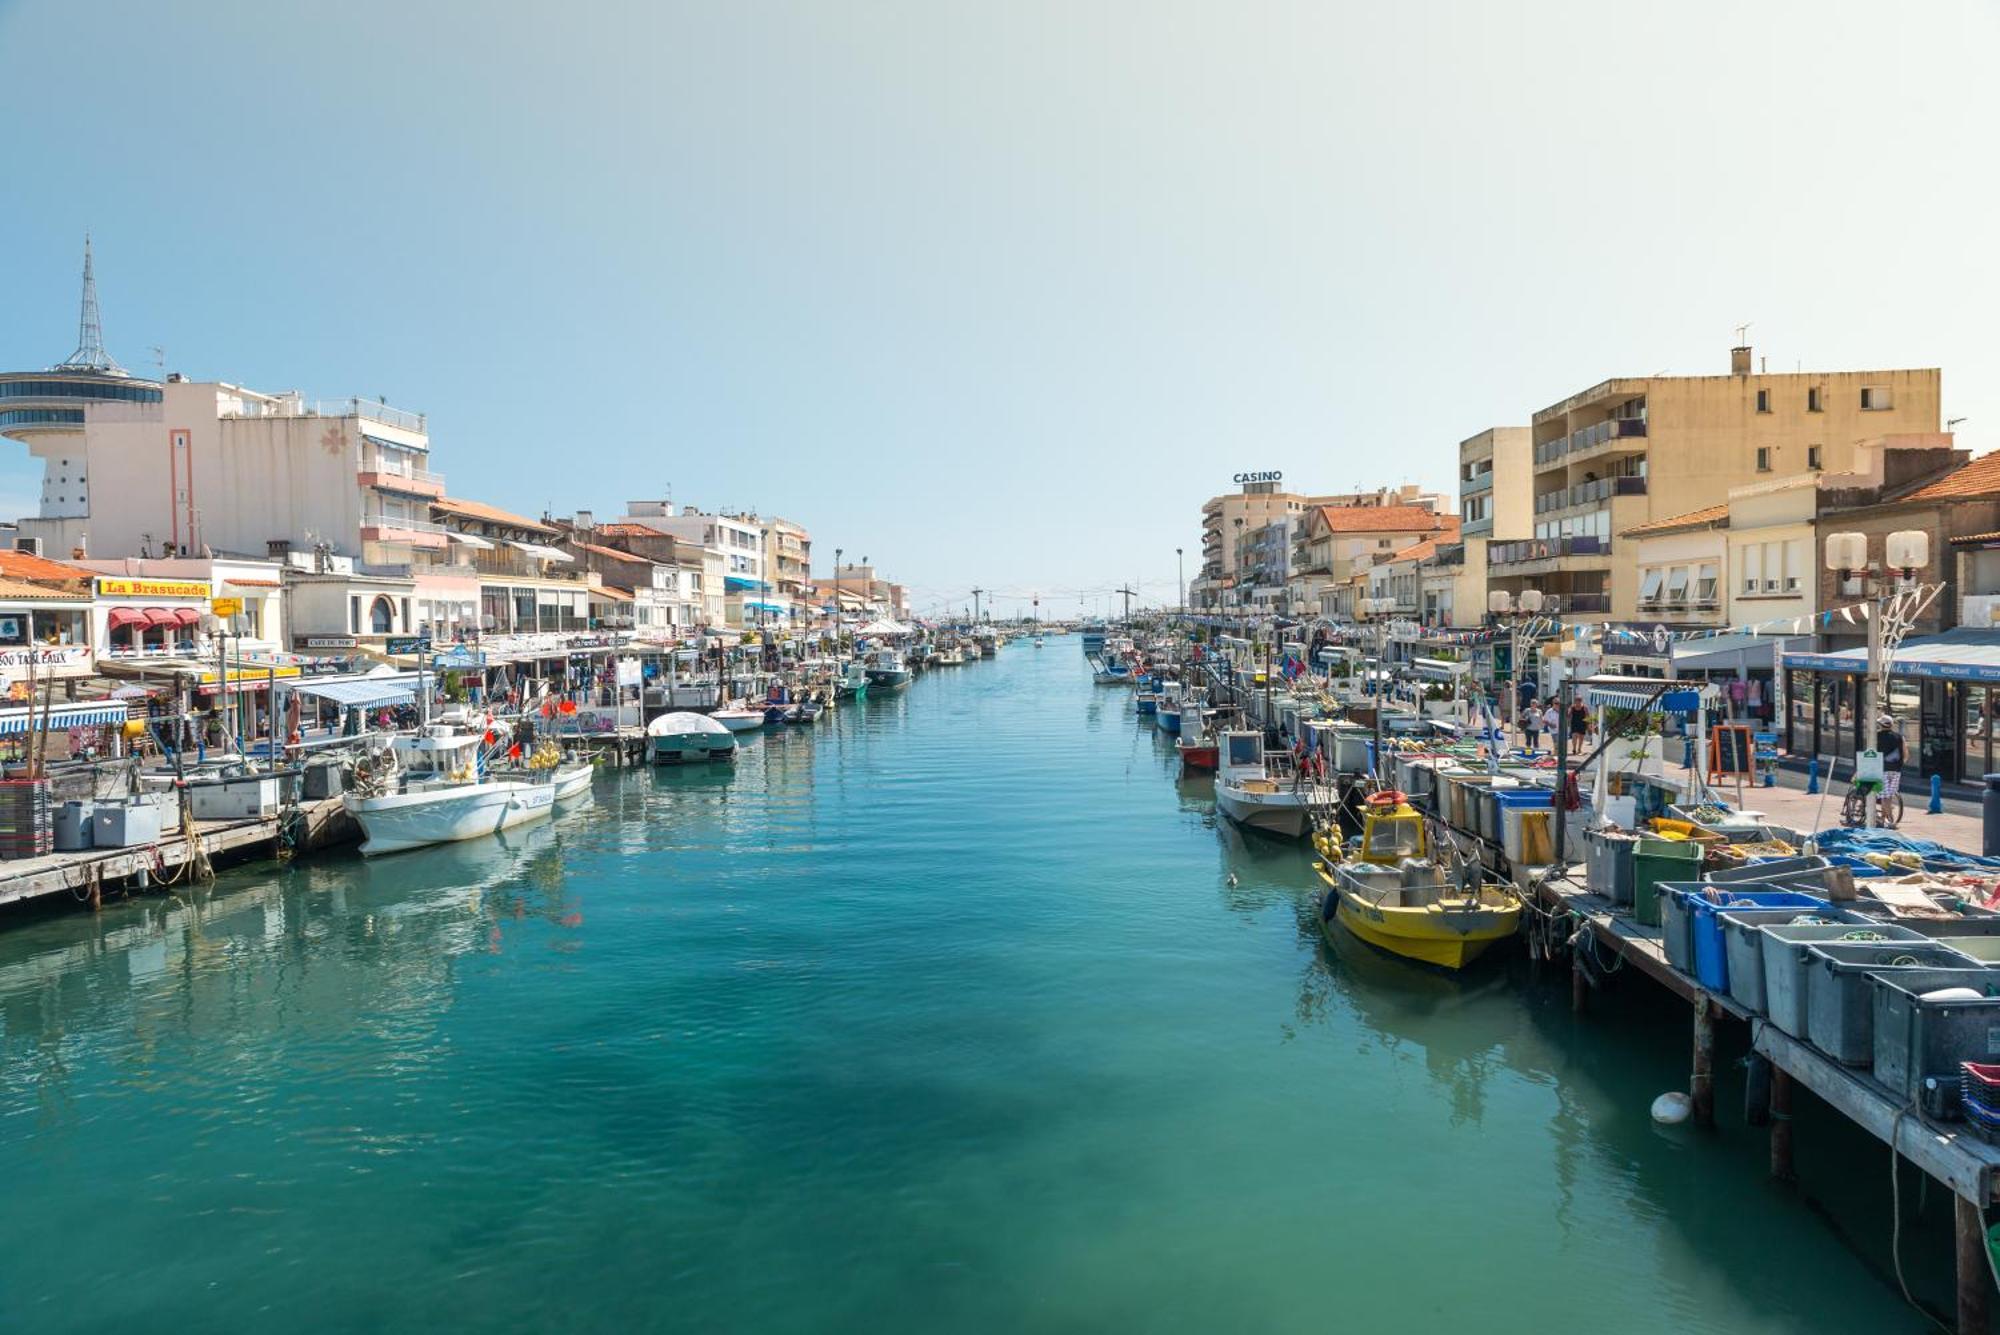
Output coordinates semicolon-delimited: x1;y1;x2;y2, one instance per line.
1488;588;1545;726
1175;547;1184;622
1825;529;1936;828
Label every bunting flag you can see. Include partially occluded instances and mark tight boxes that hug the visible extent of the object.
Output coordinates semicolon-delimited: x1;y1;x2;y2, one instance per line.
1840;606;1855;625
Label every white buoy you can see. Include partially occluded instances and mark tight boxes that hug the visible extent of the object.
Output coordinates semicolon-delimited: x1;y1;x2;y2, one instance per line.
1652;1092;1692;1125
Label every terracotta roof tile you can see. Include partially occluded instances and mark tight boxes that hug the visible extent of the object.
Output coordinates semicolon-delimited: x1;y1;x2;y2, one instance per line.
0;551;93;585
1906;451;2000;501
431;496;557;535
570;540;660;564
1311;505;1458;534
0;577;88;601
1620;503;1729;538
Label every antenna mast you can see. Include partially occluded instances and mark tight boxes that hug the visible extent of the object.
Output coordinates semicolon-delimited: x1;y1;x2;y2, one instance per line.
57;235;124;374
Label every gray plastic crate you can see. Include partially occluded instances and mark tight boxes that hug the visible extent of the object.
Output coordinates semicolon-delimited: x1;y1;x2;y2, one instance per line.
1584;829;1638;906
1806;942;1976;1067
1719;907;1860;1015
1760;921;1927;1038
1872;968;2000;1103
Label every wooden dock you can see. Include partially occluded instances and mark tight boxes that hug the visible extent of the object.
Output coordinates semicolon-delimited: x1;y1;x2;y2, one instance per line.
0;795;357;912
1541;874;2000;1334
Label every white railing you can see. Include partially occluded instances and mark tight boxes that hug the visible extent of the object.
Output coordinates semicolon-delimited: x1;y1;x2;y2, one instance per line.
362;513;450;535
305;398;427;432
367;456;446;486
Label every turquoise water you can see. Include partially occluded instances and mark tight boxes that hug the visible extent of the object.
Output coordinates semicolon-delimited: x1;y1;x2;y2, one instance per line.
0;647;1953;1331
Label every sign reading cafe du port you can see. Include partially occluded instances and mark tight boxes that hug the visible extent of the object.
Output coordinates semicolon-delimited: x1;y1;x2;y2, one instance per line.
1233;470;1283;485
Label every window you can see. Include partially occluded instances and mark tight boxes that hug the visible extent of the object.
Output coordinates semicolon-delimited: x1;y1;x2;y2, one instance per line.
1808;444;1822;470
1808;387;1823;412
1764;541;1782;592
1665;566;1690;602
1696;563;1718;604
1756;388;1771;413
1785;539;1804;591
369;596;395;634
1862;386;1891;410
1639;568;1664;602
1742;545;1762;594
1755;446;1772;472
350;595;361;632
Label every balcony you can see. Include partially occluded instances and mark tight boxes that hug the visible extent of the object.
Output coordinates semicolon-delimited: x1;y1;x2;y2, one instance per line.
1566;417;1648;463
1533;475;1649;514
1533;438;1568;468
1565;592;1613;614
359;457;446;499
1489;535;1611;568
361;514;449;549
305;398;427;433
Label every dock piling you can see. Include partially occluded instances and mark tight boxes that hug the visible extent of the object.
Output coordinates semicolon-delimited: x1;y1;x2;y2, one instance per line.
1691;998;1716;1126
1956;1193;1989;1335
1770;1067;1794;1182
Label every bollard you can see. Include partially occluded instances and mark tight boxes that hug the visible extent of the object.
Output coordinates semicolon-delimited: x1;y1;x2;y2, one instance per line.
1806;758;1820;795
1930;773;1944;816
1682;735;1695;770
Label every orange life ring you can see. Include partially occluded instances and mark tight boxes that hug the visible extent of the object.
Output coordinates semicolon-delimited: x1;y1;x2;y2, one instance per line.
1365;789;1406;808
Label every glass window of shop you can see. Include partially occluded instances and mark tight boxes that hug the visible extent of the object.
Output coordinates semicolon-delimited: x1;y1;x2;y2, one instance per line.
513;589;536;631
32;609;86;644
1811;672;1862;760
1967;686;1995;781
480;589;508;632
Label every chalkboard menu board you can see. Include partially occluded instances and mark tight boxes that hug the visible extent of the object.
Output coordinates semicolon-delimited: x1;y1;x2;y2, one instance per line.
1708;725;1754;778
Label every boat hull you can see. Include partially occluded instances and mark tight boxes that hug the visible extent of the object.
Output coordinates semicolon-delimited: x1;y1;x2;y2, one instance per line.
1215;783;1308;838
1178;743;1218;772
1157;710;1183;735
713;710;767;733
1316;869;1519;970
346;780;556;856
866;671;912;692
648;735;737;764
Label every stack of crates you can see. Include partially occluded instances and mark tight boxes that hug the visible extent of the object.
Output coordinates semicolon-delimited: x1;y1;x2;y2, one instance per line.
1961;1063;2000;1143
0;778;53;859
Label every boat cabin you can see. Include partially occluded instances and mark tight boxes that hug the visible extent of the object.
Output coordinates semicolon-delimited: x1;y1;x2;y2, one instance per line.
1355;802;1427;865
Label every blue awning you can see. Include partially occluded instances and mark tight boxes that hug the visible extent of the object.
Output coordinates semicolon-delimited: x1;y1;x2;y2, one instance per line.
1581;682;1703;714
724;577;764;593
0;702;128;734
1785;628;2000;682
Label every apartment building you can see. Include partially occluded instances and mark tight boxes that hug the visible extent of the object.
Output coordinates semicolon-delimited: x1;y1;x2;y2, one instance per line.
1193;476;1442;609
1457;427;1530;540
1489;344;1942;621
757;516;811;617
620;501;769;626
1288;506;1459;617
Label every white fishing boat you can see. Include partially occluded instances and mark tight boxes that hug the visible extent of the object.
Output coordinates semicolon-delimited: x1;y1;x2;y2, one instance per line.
1213;729;1312;838
833;659;871;700
711;703;769;733
864;647;913;692
344;725;558;857
646;711;738;764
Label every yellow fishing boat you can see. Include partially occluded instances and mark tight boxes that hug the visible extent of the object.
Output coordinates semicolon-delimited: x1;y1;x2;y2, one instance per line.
1313;794;1521;970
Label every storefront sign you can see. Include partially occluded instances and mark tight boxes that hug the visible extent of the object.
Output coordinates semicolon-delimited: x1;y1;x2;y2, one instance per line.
385;635;432;656
0;644;94;680
210;597;243;617
199;664;302;687
297;635;357;650
95;577;211;599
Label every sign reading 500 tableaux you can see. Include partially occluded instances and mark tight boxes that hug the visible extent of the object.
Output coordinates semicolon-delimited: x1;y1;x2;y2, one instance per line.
94;577;211;599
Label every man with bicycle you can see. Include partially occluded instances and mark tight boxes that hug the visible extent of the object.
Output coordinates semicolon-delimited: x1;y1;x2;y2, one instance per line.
1875;713;1905;822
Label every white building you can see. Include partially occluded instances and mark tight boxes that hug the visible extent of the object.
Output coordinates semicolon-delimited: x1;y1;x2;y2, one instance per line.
619;501;769;626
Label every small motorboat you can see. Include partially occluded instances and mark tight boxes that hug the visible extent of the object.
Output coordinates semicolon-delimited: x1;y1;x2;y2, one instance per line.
1155;682;1186;734
1213;729;1313;838
833;659;870;701
1313;795;1521;970
864;647;913;692
646;711;738;764
1135;691;1159;717
344;724;557;856
712;703;768;734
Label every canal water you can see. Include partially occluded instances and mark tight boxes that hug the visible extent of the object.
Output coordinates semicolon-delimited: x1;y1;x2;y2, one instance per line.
0;646;1954;1332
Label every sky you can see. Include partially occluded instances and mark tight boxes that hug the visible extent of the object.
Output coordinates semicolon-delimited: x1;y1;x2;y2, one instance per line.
1;0;1996;618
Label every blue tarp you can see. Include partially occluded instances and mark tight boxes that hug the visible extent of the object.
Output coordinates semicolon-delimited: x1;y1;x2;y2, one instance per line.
1810;827;2000;874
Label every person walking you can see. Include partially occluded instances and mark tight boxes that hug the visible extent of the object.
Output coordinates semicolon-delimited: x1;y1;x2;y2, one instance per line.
1875;713;1905;823
1569;698;1590;754
1542;700;1562;753
1521;697;1541;752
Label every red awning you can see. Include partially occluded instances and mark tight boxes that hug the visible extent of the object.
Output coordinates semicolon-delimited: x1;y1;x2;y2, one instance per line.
107;607;146;630
171;607;202;627
142;608;180;629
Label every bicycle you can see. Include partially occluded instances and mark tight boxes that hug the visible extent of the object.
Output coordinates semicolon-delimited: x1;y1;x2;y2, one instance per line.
1840;778;1904;830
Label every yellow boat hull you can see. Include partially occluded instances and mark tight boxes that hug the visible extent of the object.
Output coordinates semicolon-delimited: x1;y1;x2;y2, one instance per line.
1314;864;1520;971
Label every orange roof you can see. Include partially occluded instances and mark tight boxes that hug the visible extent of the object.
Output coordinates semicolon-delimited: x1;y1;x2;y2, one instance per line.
0;576;87;601
1906;451;2000;501
1621;503;1729;538
1313;504;1457;534
571;540;659;564
0;551;93;585
431;496;557;535
591;585;635;601
1385;538;1443;564
595;521;666;537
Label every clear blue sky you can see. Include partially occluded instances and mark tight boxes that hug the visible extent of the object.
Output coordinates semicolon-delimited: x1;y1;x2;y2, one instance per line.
2;0;1995;617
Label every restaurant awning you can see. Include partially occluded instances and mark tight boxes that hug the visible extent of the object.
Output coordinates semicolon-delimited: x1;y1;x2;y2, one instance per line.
1411;656;1467;681
508;540;572;562
0;701;128;734
1784;628;2000;683
107;607;145;629
142;608;181;629
450;532;495;550
172;607;202;627
293;679;417;709
1580;675;1706;714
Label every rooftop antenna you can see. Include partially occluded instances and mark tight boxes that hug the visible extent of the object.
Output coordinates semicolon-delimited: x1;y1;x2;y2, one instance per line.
1734;321;1752;345
57;234;124;374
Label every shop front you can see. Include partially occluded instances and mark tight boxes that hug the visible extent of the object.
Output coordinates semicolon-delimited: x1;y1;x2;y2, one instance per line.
1782;628;2000;785
92;576;212;658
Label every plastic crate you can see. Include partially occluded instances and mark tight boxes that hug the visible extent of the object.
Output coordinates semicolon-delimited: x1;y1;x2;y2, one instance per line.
1632;838;1703;928
1584;829;1639;906
1684;889;1831;992
1719;907;1862;1015
1807;942;1978;1067
1874;969;2000;1103
1761;922;1929;1038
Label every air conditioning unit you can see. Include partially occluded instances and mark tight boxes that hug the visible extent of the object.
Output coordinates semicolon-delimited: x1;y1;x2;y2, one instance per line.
14;537;42;556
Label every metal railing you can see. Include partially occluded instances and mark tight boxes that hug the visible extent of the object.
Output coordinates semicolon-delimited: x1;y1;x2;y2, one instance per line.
1534;438;1568;466
1489;535;1611;566
361;514;450;536
307;398;427;432
367;457;445;487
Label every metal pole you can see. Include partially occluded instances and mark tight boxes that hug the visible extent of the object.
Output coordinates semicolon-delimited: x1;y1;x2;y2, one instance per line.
1553;679;1571;869
1865;590;1884;829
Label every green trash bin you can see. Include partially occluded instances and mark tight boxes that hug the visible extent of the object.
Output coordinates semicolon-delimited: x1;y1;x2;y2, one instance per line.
1632;837;1703;927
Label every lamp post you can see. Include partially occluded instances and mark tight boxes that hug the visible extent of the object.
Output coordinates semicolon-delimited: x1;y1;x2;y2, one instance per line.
1825;529;1936;828
1488;588;1545;738
1176;547;1184;623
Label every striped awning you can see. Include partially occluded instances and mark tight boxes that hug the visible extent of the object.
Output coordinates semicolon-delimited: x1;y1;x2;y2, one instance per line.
293;679;416;708
1580;675;1705;714
0;701;129;734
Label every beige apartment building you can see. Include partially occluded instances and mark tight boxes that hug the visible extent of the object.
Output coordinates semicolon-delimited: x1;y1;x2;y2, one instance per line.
1457;427;1531;540
1487;344;1941;620
1194;476;1442;609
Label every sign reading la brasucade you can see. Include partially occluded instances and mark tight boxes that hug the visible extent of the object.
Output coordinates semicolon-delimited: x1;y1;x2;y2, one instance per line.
94;577;211;599
1233;470;1283;485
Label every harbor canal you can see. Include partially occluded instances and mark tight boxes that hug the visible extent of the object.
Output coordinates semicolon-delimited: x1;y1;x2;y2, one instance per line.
0;646;1946;1332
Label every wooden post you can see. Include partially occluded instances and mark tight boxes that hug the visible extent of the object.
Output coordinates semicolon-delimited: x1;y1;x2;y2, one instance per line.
1691;999;1716;1126
1769;1067;1794;1182
1571;953;1587;1013
1957;1193;1989;1335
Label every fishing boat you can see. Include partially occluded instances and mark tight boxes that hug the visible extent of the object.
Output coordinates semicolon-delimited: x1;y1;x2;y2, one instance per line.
1312;795;1521;970
344;725;558;856
974;630;999;658
1135;690;1158;717
712;702;768;733
864;647;913;692
1155;681;1185;734
1080;622;1107;655
646;711;737;764
489;740;597;807
936;645;967;666
1213;729;1312;838
833;659;870;701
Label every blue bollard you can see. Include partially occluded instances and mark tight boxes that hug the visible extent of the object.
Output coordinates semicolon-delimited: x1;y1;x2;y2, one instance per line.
1806;758;1820;795
1929;773;1944;815
1682;736;1695;770
1764;764;1775;787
